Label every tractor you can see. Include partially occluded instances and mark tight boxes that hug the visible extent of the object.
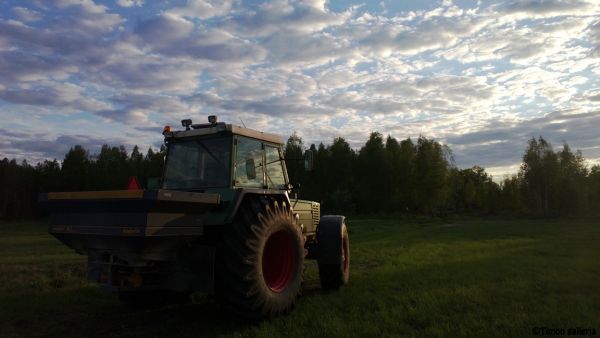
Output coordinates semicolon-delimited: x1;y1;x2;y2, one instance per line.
40;116;350;320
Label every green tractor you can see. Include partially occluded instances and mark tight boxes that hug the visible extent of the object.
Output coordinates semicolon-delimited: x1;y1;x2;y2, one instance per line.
41;116;350;319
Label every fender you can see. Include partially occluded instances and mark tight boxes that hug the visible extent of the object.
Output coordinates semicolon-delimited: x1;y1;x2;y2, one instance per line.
317;215;346;265
224;188;291;223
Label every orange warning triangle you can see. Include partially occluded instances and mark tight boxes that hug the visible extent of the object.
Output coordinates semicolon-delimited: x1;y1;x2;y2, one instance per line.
127;176;141;190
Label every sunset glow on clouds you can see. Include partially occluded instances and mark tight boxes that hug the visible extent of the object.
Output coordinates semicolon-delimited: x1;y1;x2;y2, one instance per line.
1;0;599;178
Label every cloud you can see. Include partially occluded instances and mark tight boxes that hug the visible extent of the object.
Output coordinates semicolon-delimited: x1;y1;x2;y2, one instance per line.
133;14;267;63
134;14;194;42
1;0;600;177
587;20;600;57
95;93;190;123
116;0;144;8
0;49;77;84
348;6;488;59
500;0;593;18
263;31;348;65
188;91;329;117
167;0;231;19
438;2;599;66
51;0;123;32
313;74;497;118
223;0;350;36
95;58;204;93
96;109;150;124
0;82;109;113
11;7;41;22
445;110;600;170
584;90;600;102
2;131;127;162
0;16;120;90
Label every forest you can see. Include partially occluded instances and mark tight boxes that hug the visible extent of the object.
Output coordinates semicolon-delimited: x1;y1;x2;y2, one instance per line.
1;133;599;219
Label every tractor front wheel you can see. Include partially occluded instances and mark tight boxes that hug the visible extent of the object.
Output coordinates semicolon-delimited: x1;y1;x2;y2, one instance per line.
317;217;350;290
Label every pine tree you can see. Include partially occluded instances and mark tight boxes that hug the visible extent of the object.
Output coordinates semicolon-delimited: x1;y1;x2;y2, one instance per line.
414;136;448;214
61;145;90;191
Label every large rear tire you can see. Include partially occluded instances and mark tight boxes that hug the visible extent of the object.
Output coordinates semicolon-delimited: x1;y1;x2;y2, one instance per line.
216;197;304;320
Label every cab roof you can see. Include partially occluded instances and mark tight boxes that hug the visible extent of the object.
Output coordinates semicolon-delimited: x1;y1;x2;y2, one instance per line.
164;122;284;145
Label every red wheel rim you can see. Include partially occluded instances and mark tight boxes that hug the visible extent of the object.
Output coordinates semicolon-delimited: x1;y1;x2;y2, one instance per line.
262;230;296;292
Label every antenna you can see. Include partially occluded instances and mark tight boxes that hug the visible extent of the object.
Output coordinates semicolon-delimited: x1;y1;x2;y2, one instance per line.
239;117;246;128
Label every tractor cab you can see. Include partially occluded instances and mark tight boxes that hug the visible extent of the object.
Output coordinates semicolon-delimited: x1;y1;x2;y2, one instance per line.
161;116;289;192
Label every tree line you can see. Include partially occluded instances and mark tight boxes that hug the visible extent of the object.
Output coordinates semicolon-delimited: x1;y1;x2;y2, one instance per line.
1;134;599;219
285;133;600;217
0;145;165;219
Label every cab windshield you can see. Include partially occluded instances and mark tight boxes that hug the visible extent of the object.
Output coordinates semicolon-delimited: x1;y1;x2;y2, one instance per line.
163;137;231;190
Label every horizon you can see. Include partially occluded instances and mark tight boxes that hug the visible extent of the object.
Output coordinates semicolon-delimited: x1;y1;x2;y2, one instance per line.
1;0;599;178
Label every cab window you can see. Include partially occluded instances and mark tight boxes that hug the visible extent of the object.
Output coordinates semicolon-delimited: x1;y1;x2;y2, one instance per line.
235;137;264;188
163;137;231;190
265;146;286;189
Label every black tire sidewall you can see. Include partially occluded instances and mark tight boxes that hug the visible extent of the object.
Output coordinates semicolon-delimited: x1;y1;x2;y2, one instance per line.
318;220;350;290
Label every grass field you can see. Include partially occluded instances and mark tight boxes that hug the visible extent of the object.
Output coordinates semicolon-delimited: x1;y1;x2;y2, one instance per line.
1;218;599;337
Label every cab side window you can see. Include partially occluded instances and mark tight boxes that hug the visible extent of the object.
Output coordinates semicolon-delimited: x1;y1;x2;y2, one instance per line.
235;137;264;188
265;146;286;189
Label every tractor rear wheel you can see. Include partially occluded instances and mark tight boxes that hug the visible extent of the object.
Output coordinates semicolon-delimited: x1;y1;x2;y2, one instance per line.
216;198;304;320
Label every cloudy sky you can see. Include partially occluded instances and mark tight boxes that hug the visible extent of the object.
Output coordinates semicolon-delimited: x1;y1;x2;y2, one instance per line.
1;0;599;178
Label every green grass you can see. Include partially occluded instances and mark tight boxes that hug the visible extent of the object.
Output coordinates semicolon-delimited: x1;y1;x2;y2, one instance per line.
1;218;599;337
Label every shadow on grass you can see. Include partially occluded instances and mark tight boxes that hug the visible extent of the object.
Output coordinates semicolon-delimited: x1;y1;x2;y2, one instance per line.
2;290;239;337
1;281;334;338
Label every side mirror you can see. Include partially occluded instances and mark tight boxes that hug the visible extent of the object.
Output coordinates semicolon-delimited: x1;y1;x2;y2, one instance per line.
288;182;301;199
286;182;301;192
304;150;313;171
246;158;256;179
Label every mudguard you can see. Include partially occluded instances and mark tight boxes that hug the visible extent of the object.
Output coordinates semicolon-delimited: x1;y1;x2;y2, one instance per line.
316;215;346;265
224;188;290;223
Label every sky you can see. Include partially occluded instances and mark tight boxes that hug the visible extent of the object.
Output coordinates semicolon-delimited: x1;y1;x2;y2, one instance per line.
1;0;599;179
